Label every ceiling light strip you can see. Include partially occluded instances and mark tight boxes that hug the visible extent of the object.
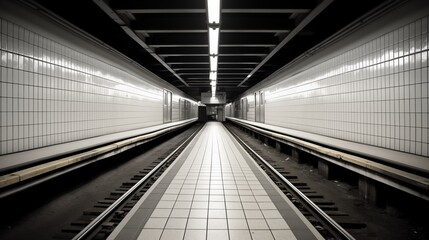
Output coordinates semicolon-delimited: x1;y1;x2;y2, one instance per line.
207;0;221;24
207;0;221;96
209;28;220;55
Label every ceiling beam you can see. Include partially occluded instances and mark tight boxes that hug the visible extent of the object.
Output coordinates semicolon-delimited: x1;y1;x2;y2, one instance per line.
185;78;211;80
185;77;245;80
217;73;249;75
136;29;207;33
217;77;245;79
111;1;206;9
221;29;291;33
221;14;296;29
218;56;264;62
147;33;277;46
175;70;211;74
136;29;292;34
220;44;276;47
168;62;209;65
164;56;208;62
156;47;208;54
173;68;210;71
116;9;206;14
159;54;209;57
219;53;268;57
149;44;208;48
116;9;310;14
130;15;206;30
222;9;311;13
218;68;254;71
218;62;259;65
188;84;242;87
179;73;209;76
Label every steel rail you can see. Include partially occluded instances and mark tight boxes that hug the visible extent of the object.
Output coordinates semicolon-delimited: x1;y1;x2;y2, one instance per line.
226;118;429;201
72;125;203;240
225;125;356;240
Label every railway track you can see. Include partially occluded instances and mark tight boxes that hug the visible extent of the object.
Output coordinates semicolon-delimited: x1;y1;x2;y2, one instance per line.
57;122;361;240
224;123;361;240
53;124;203;240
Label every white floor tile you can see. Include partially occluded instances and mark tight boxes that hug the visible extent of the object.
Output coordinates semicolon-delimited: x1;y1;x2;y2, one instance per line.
207;229;229;240
250;230;274;240
209;201;225;209
244;210;264;219
271;230;297;240
144;218;168;229
137;229;163;240
128;123;306;240
184;229;206;240
266;218;290;230
174;201;192;209
165;218;187;229
170;209;190;218
151;209;172;218
228;218;248;229
189;209;208;218
191;201;208;209
193;195;209;201
247;219;269;230
160;229;185;240
208;218;228;229
227;209;245;219
186;218;207;230
209;209;226;218
261;210;282;219
229;230;251;240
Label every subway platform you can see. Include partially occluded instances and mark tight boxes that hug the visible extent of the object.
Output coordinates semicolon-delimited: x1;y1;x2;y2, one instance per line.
107;122;323;240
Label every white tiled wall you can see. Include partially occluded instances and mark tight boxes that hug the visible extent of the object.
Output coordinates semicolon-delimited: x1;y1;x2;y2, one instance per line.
172;95;180;122
191;102;198;119
264;16;429;157
232;11;429;157
246;95;255;121
225;103;231;118
0;16;195;155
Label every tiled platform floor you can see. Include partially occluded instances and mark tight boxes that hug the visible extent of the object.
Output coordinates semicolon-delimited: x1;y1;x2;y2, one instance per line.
107;122;323;240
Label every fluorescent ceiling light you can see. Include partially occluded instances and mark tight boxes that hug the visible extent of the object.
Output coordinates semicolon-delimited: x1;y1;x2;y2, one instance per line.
207;0;220;92
210;64;218;72
207;0;220;24
209;28;219;55
209;71;217;80
210;56;218;71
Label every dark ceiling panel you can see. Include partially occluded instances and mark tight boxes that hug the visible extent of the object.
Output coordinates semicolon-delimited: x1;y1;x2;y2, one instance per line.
221;0;317;9
130;14;207;30
110;0;206;9
31;0;393;102
221;13;297;30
